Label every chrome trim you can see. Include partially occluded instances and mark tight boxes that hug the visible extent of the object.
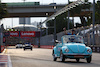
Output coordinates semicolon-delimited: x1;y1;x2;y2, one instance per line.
63;53;92;56
77;44;79;52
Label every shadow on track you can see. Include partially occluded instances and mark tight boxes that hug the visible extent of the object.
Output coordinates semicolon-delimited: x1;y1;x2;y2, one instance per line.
11;55;53;62
56;60;100;67
10;55;100;67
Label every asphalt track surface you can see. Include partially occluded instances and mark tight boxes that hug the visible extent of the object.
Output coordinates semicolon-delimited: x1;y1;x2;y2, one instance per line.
3;46;100;67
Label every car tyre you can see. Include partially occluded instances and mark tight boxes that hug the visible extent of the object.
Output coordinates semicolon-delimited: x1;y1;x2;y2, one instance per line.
76;58;80;62
24;48;25;51
52;51;57;61
86;56;92;63
60;51;65;62
31;48;32;51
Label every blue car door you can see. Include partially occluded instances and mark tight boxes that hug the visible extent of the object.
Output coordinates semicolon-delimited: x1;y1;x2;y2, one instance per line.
56;43;62;57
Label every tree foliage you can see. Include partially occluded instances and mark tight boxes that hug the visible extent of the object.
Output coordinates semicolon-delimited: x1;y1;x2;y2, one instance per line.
95;1;100;24
46;1;92;35
46;0;100;35
70;0;92;26
46;12;73;35
85;1;100;25
0;3;8;19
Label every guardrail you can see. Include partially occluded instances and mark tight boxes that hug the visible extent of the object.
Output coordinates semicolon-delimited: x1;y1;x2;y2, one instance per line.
0;45;5;53
88;45;100;53
34;45;54;49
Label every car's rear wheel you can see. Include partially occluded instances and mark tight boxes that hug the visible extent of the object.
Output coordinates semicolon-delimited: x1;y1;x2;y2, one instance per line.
86;56;92;63
60;51;65;62
76;58;80;62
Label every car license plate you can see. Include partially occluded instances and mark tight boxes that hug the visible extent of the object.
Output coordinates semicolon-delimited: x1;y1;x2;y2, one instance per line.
74;56;84;58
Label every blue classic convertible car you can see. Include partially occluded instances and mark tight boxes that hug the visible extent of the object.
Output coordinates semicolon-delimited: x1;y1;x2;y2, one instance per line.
52;35;92;63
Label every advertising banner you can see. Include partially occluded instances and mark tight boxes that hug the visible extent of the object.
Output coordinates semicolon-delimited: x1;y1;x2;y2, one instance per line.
3;37;5;43
4;31;40;37
35;31;40;37
21;31;35;37
10;31;19;37
4;32;10;37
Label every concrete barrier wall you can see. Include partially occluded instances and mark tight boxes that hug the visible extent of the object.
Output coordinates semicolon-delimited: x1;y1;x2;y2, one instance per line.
39;25;100;47
32;25;100;52
40;34;54;45
89;45;100;53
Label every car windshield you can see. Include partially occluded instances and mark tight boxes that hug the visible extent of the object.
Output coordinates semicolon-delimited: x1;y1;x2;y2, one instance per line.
62;35;84;43
17;43;22;45
25;43;31;45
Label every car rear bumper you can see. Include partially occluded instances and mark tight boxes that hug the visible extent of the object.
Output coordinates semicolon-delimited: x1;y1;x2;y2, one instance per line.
24;46;32;49
16;46;23;48
63;53;92;56
63;53;92;58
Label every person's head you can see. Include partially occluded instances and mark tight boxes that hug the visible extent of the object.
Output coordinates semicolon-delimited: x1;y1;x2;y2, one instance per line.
63;27;66;31
72;29;75;35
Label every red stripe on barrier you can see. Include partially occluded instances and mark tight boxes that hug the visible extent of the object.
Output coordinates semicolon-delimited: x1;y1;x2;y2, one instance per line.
1;45;5;52
34;45;38;48
0;61;8;62
34;45;54;49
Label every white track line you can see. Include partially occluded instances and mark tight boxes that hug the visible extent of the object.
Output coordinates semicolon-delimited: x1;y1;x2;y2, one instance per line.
7;50;12;67
0;48;12;67
0;49;7;55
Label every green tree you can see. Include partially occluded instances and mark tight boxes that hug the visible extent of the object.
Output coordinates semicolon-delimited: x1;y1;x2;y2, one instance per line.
46;0;92;35
95;1;100;24
85;1;100;25
46;12;73;35
70;0;91;26
0;3;8;19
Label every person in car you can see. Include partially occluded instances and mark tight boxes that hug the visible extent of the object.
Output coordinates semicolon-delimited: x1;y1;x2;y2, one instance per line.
63;27;76;35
